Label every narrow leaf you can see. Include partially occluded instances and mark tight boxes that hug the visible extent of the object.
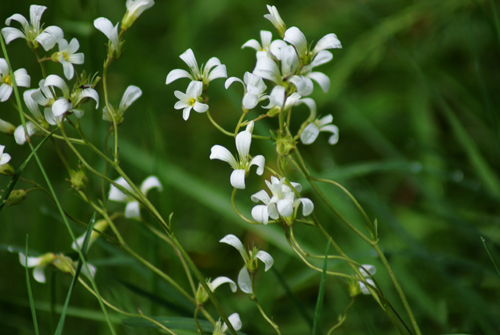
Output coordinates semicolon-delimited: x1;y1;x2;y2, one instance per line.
312;239;330;335
25;235;40;335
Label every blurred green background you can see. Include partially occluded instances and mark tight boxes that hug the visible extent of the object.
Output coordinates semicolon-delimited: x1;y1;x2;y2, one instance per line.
1;0;499;334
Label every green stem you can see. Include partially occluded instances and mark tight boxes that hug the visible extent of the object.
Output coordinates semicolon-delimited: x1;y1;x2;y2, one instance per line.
206;109;234;137
250;272;281;335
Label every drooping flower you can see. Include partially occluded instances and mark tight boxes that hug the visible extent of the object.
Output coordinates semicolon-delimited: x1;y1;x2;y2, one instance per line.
213;313;242;335
166;49;227;87
71;219;109;251
251;176;314;225
122;0;155;31
14;122;37;145
196;276;237;305
103;85;142;123
1;5;63;51
358;264;376;295
94;17;121;59
108;176;162;219
219;234;274;294
19;252;57;283
210;121;265;189
51;38;84;80
0;145;11;166
173;81;208;121
0;58;31;102
300;115;339;145
225;72;268;110
43;75;99;118
264;5;286;38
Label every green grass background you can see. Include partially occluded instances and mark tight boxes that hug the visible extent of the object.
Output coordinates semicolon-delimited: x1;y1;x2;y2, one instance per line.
0;0;499;334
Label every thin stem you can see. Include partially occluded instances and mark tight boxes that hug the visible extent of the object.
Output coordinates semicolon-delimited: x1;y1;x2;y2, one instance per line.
206;109;234;137
250;272;281;335
231;188;263;224
327;298;355;335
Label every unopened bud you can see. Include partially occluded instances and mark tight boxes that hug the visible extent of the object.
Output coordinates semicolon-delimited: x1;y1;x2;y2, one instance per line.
53;255;76;275
0;119;16;135
195;283;209;305
0;163;15;176
6;189;27;206
69;168;87;190
276;134;296;156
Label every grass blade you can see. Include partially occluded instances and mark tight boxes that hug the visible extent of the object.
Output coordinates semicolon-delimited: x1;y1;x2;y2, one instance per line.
25;235;40;335
481;236;500;278
54;214;97;335
312;239;330;335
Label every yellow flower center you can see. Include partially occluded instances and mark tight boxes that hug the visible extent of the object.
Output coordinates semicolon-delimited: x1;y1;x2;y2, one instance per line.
2;75;12;86
189;98;196;106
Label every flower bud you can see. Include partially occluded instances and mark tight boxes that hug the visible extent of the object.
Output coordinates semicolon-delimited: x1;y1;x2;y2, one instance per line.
69;168;88;190
195;283;209;305
276;134;296;157
0;119;16;135
121;0;155;31
0;163;15;176
53;255;76;275
6;189;27;206
348;278;362;297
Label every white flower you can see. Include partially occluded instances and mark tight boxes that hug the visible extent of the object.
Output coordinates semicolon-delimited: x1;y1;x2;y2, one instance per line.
166;49;227;87
1;5;63;51
51;38;84;80
109;176;162;219
284;26;341;64
94;17;121;58
225;72;268;110
263;86;316;115
213;313;242;335
210;121;265;189
264;5;286;38
173;81;208;121
44;75;99;118
300;115;339;145
242;30;287;58
220;234;274;294
103;85;142;122
14;122;37;145
0;58;30;102
0;145;11;166
253;45;302;91
19;252;56;283
71;219;109;251
358;264;376;295
122;0;155;30
251;176;314;224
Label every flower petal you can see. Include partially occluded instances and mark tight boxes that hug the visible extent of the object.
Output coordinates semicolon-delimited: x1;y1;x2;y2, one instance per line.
179;48;198;71
1;27;25;44
207;64;227;82
227;170;245;189
19;252;41;267
256;250;274;271
237;267;253;294
0;84;13;102
300;123;320;145
242;38;261;51
13;68;30;87
125;201;140;218
251;204;269;224
296;197;314;216
119;85;142;111
359;278;374;295
251;190;271;204
359;264;376;277
210;276;237;293
277;199;293;217
225;76;244;90
313;33;342;54
219;234;247;261
193;101;208;113
235;130;252;161
307;72;330;93
109;177;133;202
250;155;265;175
140;176;162;195
33;265;46;283
210;145;238;169
226;313;242;332
51;99;72;117
166;69;192;84
284;26;307;57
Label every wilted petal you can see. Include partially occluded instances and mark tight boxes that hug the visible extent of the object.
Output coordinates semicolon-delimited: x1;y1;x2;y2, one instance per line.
230;169;246;189
209;276;237;293
255;250;274;271
237;267;253;294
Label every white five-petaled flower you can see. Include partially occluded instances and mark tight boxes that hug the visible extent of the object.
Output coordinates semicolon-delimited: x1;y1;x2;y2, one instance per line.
108;176;162;219
51;38;84;80
1;5;63;51
122;0;155;31
212;313;242;335
173;81;208;121
284;26;341;65
43;74;99;118
19;252;57;283
0;145;11;166
358;264;376;295
26;80;59;126
94;17;121;58
166;48;227;87
220;234;274;294
251;176;314;225
210;121;265;189
264;5;286;38
0;58;30;102
301;115;339;145
225;72;268;110
103;85;142;122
